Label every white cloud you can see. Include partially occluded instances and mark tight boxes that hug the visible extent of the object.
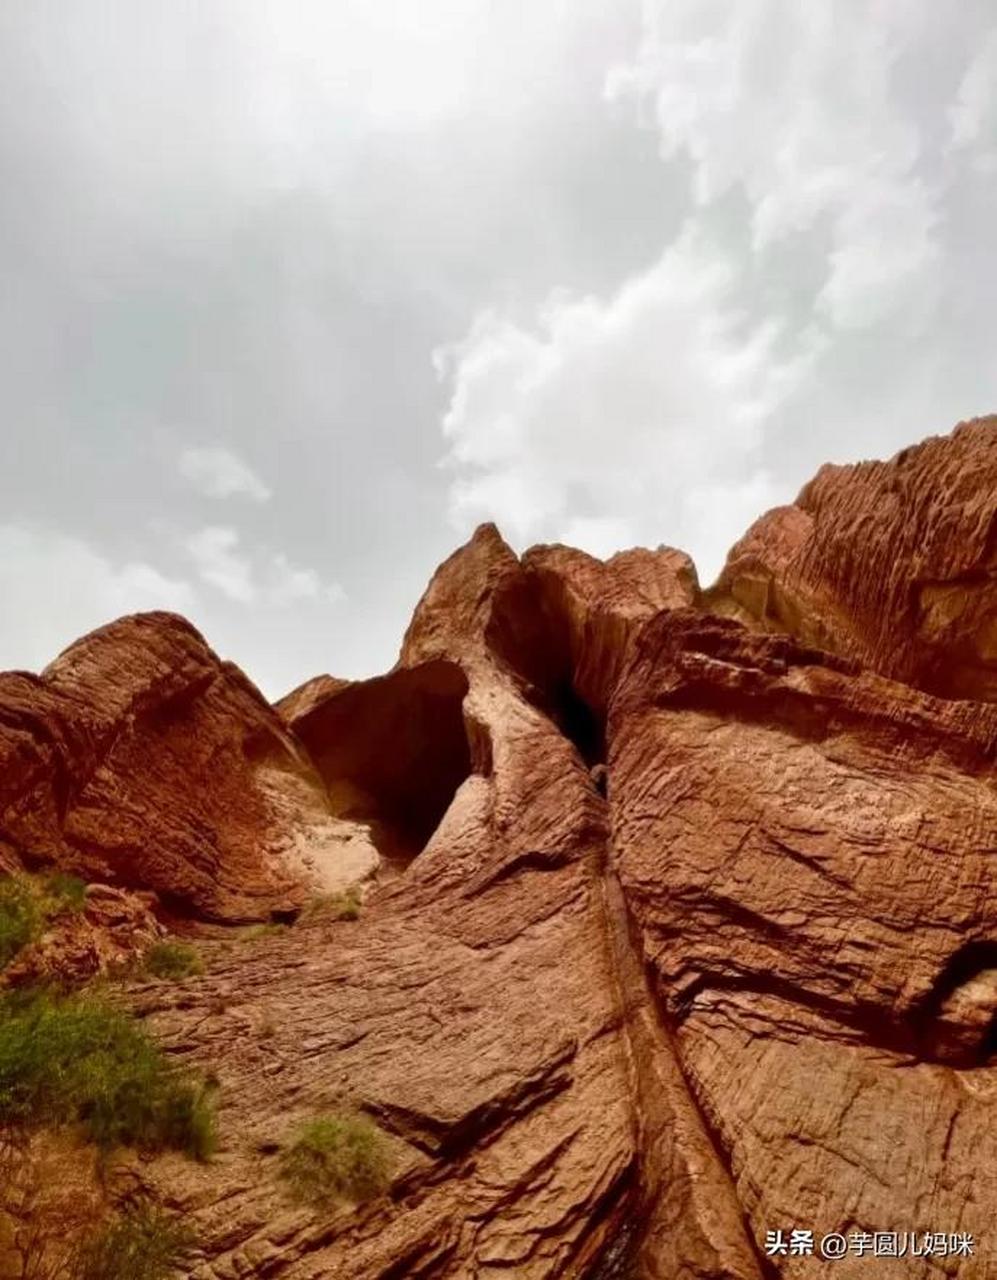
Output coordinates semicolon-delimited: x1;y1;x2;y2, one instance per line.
185;526;257;602
436;228;814;582
179;446;272;502
3;2;996;698
437;4;997;589
0;525;195;671
185;525;346;608
949;30;997;170
267;554;347;606
606;1;942;331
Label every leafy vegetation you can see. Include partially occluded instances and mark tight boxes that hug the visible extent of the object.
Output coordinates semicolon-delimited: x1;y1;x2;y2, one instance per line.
0;877;40;970
42;872;88;913
0;987;216;1158
0;871;90;972
144;940;204;980
279;1112;392;1206
73;1207;195;1280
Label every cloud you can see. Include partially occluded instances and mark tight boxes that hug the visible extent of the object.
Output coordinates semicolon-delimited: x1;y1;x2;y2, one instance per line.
436;228;814;581
0;522;347;693
949;30;997;171
267;554;347;606
606;1;943;332
0;525;195;671
185;526;257;602
2;2;995;696
437;2;997;585
185;525;346;608
179;446;272;502
0;0;674;693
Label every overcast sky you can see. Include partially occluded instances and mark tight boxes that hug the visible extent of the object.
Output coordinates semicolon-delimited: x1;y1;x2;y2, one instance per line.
1;1;995;697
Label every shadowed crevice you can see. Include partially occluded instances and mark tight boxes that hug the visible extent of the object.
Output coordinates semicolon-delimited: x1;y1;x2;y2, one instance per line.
485;569;606;768
282;660;472;865
910;940;997;1066
582;1217;641;1280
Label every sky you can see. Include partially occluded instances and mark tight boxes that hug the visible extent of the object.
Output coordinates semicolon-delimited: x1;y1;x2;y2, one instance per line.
1;1;995;698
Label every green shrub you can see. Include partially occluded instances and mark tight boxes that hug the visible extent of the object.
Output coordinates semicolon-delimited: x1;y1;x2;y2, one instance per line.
280;1113;392;1206
303;887;362;922
0;871;91;972
0;988;216;1159
73;1206;195;1280
0;877;40;970
144;941;204;980
43;872;88;913
239;922;289;940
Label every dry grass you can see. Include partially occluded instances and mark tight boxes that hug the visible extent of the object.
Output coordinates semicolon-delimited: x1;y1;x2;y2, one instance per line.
279;1113;392;1206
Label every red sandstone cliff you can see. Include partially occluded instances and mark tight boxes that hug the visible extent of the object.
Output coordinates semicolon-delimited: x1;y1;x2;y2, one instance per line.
709;416;997;701
0;418;995;1279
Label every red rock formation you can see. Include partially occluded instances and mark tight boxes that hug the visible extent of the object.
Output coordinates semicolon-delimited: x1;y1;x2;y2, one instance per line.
1;883;163;988
610;610;997;1274
0;612;340;922
710;416;997;700
1;419;996;1279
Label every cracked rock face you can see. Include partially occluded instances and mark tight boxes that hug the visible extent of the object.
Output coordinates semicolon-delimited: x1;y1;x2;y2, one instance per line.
1;419;996;1279
0;612;342;921
710;416;997;701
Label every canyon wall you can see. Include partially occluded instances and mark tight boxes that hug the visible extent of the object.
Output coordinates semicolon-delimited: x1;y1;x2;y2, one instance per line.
0;418;995;1278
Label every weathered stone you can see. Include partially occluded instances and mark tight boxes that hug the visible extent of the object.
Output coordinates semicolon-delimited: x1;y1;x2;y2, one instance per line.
0;612;340;922
1;883;163;988
2;420;996;1279
710;416;997;701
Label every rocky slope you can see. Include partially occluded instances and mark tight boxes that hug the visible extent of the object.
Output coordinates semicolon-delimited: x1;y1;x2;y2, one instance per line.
0;418;995;1279
0;612;370;924
708;416;997;701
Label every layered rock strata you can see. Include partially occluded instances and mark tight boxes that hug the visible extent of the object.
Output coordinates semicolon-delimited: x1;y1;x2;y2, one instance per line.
710;416;997;701
0;613;349;922
0;419;995;1279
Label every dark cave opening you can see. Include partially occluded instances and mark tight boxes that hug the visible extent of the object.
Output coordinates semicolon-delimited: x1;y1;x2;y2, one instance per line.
582;1217;640;1280
485;568;607;770
911;940;997;1066
292;660;473;866
547;676;606;768
979;1013;997;1064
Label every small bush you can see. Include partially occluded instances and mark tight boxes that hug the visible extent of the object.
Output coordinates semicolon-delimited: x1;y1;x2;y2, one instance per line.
73;1206;195;1280
43;871;88;913
303;887;362;922
0;988;216;1159
0;877;40;970
0;871;90;972
144;941;203;980
280;1113;392;1206
239;922;289;940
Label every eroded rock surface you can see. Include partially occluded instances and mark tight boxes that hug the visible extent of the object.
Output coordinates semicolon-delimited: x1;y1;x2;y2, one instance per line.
1;883;164;988
0;612;340;921
2;419;996;1279
710;417;997;701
